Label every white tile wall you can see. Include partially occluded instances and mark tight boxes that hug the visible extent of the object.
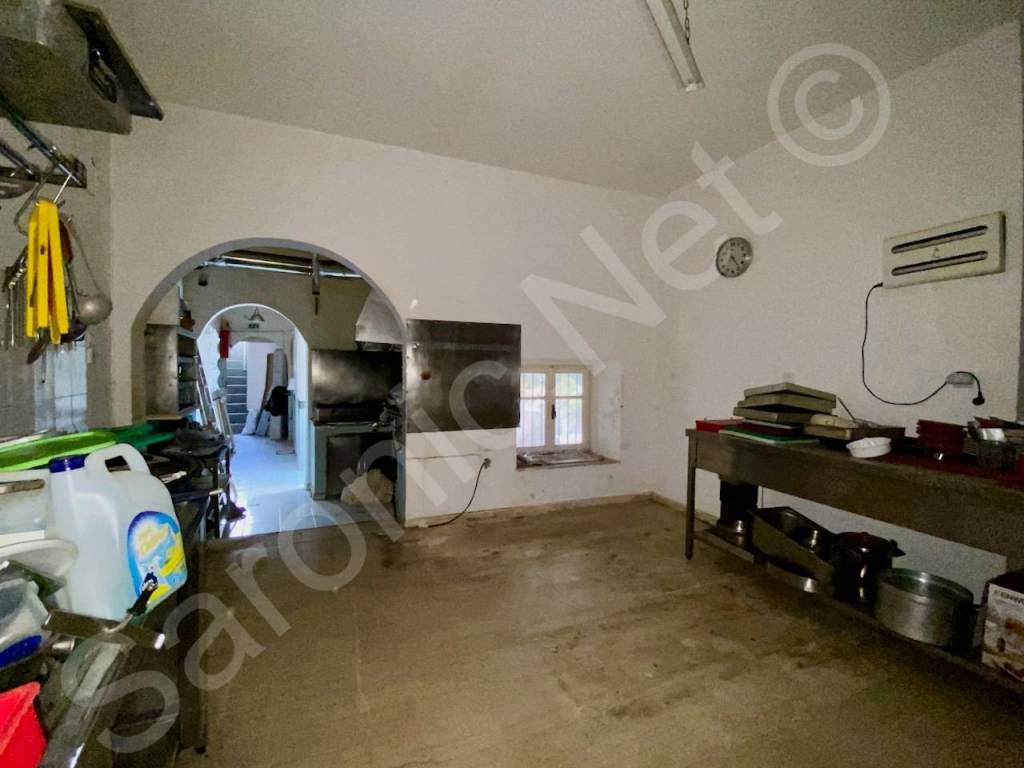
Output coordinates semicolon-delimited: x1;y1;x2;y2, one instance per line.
0;344;87;436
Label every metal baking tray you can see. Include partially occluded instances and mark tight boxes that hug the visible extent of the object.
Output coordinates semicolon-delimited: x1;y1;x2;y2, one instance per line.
804;424;906;442
752;507;835;585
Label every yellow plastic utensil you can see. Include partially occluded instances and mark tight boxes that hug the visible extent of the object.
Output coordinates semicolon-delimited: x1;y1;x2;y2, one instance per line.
23;200;70;344
46;202;68;337
33;204;48;333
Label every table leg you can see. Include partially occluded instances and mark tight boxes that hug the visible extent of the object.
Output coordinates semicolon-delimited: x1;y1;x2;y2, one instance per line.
685;437;697;560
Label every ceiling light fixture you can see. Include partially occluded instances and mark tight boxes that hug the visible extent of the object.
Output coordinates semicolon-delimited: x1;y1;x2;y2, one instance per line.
643;0;704;92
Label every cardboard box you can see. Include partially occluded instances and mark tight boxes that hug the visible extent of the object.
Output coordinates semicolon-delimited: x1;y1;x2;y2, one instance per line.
982;570;1024;682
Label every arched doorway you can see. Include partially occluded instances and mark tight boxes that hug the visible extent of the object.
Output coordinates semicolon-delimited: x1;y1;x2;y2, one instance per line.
195;304;312;538
135;240;406;534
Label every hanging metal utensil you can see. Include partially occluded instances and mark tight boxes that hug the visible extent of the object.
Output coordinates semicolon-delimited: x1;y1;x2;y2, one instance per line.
58;219;85;344
311;254;321;316
1;268;12;350
25;330;47;364
60;212;112;326
2;247;27;350
2;265;13;350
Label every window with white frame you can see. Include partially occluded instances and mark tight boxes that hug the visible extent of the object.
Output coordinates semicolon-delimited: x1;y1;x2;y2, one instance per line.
516;365;588;452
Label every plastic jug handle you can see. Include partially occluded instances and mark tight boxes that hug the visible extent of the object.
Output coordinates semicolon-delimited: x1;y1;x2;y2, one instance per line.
85;444;150;475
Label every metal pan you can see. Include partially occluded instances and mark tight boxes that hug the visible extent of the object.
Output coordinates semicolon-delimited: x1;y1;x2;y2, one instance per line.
753;507;835;585
875;569;975;649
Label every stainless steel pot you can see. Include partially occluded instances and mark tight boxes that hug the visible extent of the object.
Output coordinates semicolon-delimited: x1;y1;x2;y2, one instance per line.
831;532;904;607
875;569;975;649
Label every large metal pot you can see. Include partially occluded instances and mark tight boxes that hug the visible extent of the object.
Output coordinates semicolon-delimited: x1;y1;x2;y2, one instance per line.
716;481;758;541
875;569;975;649
830;532;904;607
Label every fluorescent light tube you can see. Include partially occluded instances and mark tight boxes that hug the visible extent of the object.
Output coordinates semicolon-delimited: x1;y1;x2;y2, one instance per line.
643;0;704;91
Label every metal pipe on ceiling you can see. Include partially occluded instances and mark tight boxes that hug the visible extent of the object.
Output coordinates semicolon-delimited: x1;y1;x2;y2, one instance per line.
204;250;360;279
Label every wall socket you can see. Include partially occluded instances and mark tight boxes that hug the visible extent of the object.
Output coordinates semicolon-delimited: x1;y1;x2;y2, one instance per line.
945;372;974;386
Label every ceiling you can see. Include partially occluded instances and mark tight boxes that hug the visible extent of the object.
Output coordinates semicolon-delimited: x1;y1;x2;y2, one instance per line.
94;0;1018;197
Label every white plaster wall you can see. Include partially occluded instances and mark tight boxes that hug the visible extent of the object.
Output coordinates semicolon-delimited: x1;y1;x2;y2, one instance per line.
106;105;664;520
243;341;284;413
197;325;220;395
180;267;370;351
95;21;1023;541
147;284;179;325
654;24;1023;597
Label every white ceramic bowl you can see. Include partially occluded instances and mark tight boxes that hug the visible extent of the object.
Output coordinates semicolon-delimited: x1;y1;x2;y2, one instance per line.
847;436;891;459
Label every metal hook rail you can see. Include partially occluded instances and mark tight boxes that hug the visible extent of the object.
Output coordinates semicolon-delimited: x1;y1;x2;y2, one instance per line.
0;90;87;193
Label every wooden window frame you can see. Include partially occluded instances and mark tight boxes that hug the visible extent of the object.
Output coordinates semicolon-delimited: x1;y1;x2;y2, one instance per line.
517;364;590;453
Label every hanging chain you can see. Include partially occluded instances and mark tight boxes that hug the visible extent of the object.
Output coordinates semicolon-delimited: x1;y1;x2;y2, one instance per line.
682;0;691;43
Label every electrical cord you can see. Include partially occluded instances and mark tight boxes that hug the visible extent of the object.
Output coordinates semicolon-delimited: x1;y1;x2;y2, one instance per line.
425;458;490;528
836;396;856;422
860;282;984;407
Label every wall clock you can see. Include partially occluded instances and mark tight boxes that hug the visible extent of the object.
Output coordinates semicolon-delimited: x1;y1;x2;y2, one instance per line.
715;237;753;278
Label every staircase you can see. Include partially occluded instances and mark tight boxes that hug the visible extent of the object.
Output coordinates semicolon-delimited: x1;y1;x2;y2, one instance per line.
224;357;248;433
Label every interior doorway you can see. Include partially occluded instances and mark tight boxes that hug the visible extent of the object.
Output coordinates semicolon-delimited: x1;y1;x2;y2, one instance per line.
197;305;330;537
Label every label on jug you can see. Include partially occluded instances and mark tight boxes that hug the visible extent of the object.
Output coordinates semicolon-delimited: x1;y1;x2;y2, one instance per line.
126;511;188;609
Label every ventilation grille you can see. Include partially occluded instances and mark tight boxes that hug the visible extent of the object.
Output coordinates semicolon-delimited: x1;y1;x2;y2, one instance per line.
882;212;1004;288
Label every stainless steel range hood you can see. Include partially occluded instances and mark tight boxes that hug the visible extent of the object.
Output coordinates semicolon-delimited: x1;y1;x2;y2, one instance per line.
0;0;162;134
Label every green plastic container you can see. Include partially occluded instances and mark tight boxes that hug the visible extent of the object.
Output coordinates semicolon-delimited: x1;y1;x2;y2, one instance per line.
0;431;117;472
109;423;174;453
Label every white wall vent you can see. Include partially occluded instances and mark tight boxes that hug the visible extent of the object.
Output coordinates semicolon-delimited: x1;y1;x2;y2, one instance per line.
882;212;1004;288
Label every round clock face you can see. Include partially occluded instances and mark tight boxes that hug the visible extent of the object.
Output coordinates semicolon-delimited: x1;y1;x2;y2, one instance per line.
715;237;753;278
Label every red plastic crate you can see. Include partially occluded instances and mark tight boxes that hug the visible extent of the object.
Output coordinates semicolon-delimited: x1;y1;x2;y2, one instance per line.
0;682;45;768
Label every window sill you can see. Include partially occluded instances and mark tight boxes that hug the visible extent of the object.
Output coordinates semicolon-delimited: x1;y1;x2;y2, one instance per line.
516;449;617;471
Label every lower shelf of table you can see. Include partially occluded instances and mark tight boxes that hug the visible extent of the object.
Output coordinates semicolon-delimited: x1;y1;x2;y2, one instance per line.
693;525;1024;698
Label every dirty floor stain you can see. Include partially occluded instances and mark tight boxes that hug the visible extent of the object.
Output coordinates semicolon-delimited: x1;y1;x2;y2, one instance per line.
175;500;1024;768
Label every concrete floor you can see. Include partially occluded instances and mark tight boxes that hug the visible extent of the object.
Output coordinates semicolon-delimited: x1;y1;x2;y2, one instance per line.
179;500;1024;768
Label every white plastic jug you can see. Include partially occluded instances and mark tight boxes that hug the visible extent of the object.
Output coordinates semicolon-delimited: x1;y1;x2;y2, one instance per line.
47;445;187;621
0;469;50;546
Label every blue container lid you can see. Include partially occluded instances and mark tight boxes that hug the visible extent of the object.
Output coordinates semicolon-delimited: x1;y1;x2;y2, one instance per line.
48;455;86;473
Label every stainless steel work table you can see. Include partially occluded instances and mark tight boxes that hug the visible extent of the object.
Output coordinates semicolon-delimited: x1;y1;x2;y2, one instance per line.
684;428;1024;695
685;429;1024;570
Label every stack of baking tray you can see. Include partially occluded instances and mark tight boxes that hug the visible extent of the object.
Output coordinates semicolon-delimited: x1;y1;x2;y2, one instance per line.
733;382;837;424
721;382;835;445
729;383;904;445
